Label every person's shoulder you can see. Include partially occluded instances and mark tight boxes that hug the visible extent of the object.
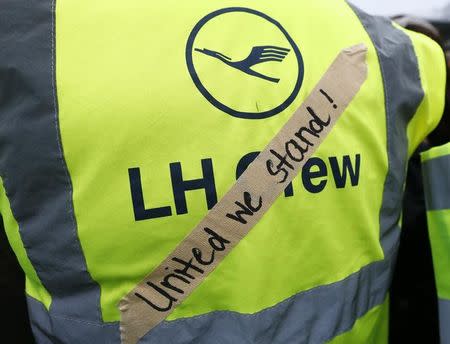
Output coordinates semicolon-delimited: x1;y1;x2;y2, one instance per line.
400;24;447;156
398;23;446;66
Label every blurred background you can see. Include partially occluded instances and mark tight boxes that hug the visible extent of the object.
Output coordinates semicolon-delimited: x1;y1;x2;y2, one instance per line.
351;0;450;51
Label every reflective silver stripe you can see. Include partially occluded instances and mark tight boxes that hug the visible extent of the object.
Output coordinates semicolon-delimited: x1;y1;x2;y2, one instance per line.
423;155;450;211
28;258;393;343
439;299;450;344
351;5;425;255
0;0;101;321
27;296;119;344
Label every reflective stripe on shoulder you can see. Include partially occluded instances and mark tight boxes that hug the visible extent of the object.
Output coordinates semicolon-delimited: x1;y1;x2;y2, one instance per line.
0;0;101;321
422;153;450;211
439;298;450;344
423;145;450;341
350;3;424;256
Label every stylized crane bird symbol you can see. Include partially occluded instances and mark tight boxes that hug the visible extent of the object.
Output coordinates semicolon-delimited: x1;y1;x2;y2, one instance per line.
194;45;290;83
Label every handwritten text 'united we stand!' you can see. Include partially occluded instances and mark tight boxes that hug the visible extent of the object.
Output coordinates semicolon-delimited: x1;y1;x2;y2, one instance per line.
135;88;335;313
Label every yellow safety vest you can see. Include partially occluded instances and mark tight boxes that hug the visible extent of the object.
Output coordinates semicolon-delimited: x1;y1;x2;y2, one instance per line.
0;0;446;343
422;143;450;344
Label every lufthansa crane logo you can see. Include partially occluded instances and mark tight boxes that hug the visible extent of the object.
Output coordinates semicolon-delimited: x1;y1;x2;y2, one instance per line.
194;46;291;83
186;7;304;120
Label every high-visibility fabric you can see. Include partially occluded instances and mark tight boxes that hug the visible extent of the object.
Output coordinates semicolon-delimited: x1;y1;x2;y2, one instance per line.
330;297;389;344
422;143;450;343
0;0;446;343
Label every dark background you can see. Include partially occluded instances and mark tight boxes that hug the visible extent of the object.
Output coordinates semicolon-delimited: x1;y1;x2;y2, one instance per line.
0;216;34;343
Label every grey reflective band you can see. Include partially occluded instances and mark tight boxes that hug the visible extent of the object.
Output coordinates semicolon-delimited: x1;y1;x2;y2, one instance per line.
423;155;450;211
351;5;425;257
439;298;450;343
1;2;423;343
29;257;392;343
27;296;119;344
0;0;101;321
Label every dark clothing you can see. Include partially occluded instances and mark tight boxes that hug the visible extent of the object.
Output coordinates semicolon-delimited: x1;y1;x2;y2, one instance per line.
390;143;440;344
0;217;34;343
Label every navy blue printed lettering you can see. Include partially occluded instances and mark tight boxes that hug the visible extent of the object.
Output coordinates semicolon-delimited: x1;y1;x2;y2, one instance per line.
170;159;218;215
302;157;328;194
129;168;172;221
329;155;361;189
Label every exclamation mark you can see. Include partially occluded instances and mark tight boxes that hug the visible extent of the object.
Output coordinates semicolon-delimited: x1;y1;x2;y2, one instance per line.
320;89;338;109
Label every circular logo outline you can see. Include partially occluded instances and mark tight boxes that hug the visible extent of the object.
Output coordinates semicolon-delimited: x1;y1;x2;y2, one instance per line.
186;7;305;120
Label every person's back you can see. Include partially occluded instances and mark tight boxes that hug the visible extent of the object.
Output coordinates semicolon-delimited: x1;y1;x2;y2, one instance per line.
0;0;446;343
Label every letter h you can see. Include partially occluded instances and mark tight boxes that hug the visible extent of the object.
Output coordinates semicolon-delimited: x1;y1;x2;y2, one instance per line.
170;159;218;215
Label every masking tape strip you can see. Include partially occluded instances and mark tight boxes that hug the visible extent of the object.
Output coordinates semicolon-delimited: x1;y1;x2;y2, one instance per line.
119;44;368;344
